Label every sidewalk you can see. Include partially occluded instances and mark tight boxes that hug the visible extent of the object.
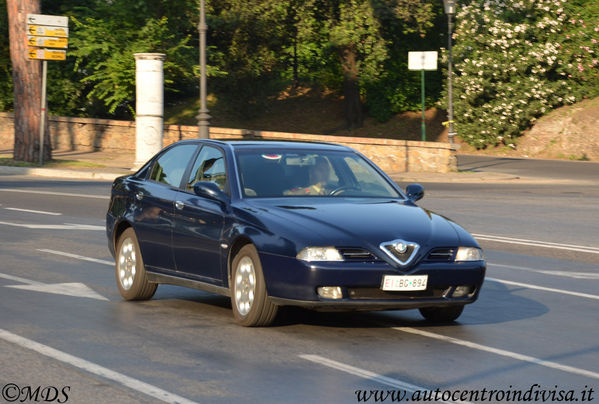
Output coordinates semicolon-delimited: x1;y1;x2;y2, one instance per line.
0;148;582;184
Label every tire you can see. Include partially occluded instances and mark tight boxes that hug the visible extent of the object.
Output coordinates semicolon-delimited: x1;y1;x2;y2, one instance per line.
115;228;157;300
419;305;464;323
231;244;278;326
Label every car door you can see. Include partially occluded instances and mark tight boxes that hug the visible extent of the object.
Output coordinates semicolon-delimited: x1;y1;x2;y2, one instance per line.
172;145;227;283
132;143;198;271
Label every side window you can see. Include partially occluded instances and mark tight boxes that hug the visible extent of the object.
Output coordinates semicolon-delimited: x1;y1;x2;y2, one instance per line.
186;146;227;192
149;144;197;187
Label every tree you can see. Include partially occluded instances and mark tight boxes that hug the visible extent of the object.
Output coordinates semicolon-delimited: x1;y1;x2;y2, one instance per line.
0;0;12;111
6;0;51;162
208;0;289;118
69;0;197;118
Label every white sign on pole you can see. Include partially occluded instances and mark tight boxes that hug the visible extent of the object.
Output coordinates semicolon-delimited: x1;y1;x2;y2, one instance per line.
27;14;68;27
408;51;438;71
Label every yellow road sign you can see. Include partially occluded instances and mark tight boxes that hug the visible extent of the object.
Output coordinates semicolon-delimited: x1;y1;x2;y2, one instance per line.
27;25;69;38
28;48;67;61
27;36;68;48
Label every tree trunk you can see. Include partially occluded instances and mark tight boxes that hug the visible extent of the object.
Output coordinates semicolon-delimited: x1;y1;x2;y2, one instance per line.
6;0;52;163
340;47;363;130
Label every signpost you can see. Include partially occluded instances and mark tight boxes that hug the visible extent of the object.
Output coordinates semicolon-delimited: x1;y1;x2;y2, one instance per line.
408;51;438;142
26;14;69;165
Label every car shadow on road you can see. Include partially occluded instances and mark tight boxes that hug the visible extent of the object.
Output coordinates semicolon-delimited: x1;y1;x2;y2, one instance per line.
145;279;547;328
457;156;523;172
274;280;548;328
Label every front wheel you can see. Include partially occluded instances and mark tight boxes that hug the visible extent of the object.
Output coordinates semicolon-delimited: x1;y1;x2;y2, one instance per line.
115;228;157;300
419;305;464;323
231;244;278;326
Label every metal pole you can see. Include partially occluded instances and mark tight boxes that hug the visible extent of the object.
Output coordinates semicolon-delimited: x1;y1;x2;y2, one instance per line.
39;60;47;165
447;12;455;144
197;0;211;139
421;69;426;142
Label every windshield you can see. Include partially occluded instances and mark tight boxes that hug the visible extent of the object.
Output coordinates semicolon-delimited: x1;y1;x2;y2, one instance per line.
235;149;401;198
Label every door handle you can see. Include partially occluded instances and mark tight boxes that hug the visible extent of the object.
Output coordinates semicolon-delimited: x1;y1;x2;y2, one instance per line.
135;191;143;201
175;201;185;210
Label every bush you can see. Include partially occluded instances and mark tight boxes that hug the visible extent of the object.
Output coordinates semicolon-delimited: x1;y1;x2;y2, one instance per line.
450;0;599;148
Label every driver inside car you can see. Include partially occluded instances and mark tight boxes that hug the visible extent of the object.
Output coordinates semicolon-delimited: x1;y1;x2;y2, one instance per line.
284;156;335;196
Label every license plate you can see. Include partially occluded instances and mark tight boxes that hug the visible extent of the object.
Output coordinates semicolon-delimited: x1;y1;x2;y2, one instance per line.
381;275;428;291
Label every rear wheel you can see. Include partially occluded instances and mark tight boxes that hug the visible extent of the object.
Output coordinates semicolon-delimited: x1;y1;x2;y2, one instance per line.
419;305;464;322
115;228;157;300
231;244;278;326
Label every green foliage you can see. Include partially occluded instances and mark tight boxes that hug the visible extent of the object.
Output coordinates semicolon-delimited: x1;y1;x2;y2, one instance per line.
329;0;388;81
0;0;12;111
69;1;196;117
365;0;443;122
364;59;421;122
208;0;291;118
0;0;442;124
450;0;599;148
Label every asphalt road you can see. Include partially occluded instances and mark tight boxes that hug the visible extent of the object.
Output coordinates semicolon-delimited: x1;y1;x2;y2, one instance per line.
1;173;598;404
457;154;599;183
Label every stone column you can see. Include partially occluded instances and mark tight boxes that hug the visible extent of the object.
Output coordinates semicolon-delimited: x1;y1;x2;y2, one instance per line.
133;53;165;169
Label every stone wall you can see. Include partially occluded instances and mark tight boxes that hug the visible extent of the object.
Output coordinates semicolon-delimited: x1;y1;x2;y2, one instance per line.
0;112;456;173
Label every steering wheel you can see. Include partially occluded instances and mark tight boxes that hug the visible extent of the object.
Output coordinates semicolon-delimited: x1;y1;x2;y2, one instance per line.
328;185;359;196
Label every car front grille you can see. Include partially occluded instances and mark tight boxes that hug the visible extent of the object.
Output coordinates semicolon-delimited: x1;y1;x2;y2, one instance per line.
338;248;380;262
347;287;449;300
425;248;456;262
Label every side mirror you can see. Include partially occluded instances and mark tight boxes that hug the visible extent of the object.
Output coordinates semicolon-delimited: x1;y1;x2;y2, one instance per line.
193;182;230;204
405;183;424;202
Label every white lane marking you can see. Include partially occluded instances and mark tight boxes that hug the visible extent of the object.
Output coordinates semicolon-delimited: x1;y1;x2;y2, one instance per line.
489;262;599;280
0;272;43;285
299;354;466;404
6;282;109;301
37;249;113;266
5;207;62;216
487;277;599;301
0;188;109;199
394;327;599;381
0;329;199;404
0;221;104;230
473;233;599;254
0;271;108;301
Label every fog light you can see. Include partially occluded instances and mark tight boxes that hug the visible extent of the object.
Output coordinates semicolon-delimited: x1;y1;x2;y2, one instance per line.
453;285;472;297
317;286;343;299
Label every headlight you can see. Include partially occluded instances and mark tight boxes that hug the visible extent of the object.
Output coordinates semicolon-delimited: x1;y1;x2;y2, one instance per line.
455;247;484;262
297;247;343;262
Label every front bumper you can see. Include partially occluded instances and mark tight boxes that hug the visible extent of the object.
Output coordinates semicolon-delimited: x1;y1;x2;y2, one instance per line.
259;252;486;311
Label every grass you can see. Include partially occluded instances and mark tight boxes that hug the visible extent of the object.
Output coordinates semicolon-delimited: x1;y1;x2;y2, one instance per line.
0;157;106;168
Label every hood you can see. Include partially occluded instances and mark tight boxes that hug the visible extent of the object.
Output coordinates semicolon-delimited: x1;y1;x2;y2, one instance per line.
243;198;464;258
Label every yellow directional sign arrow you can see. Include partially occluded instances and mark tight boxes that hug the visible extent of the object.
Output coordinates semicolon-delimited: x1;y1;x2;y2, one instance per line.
27;25;69;38
27;48;66;61
27;36;68;48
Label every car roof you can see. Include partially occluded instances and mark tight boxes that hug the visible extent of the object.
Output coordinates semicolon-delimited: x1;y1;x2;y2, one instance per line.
172;139;354;152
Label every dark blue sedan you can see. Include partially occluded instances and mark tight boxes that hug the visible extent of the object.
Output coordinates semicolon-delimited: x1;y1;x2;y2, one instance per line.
106;140;485;326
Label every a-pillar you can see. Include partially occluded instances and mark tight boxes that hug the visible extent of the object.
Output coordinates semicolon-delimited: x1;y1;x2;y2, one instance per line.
133;53;165;169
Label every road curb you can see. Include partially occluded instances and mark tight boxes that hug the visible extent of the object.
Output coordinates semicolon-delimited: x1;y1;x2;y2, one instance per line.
0;165;126;181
